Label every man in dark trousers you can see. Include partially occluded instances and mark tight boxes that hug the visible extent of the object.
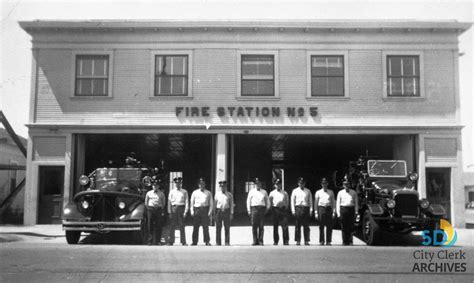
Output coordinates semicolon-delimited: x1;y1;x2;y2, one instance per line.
144;179;166;245
268;178;289;245
214;180;234;245
167;177;189;246
246;178;270;246
314;178;336;245
190;178;213;246
291;177;313;245
336;179;359;245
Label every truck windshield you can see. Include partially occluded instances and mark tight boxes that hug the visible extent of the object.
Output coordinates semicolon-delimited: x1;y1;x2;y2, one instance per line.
94;168;142;191
367;160;407;177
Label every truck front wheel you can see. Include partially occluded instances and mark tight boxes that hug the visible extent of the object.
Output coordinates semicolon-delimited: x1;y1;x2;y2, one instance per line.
362;211;381;246
65;231;81;244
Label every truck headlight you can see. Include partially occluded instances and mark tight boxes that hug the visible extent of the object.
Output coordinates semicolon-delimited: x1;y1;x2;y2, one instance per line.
79;175;90;186
409;173;418;181
81;200;90;209
387;199;396;209
420;199;430;209
118;201;126;209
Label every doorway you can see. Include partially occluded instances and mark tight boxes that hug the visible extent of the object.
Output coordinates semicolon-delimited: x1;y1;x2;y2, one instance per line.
38;166;64;224
425;168;451;221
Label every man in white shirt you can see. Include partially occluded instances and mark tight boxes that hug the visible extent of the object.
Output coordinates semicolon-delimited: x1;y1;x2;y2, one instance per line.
190;178;213;246
214;180;234;246
291;177;313;245
144;179;166;245
268;178;289;245
336;179;359;245
314;178;336;245
167;177;189;246
246;178;270;246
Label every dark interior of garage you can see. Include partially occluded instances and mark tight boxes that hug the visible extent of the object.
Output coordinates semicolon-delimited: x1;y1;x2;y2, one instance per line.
78;134;214;195
231;134;416;216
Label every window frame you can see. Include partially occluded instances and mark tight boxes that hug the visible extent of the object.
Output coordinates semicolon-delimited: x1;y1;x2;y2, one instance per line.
71;50;114;98
382;51;425;99
237;50;279;99
306;51;349;99
150;50;193;99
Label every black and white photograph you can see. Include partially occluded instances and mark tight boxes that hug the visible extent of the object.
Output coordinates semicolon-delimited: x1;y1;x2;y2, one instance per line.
0;0;473;282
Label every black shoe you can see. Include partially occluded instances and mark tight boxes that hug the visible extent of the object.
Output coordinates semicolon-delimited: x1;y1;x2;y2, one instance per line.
167;243;173;246
252;243;258;246
296;242;301;246
305;242;310;246
182;243;188;246
225;243;230;246
217;243;222;246
205;242;211;246
326;242;331;246
191;243;197;246
283;242;289;246
320;242;325;245
147;243;152;246
273;243;278;246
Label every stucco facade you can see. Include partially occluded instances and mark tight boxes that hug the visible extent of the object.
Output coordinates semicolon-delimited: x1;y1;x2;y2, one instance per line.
20;20;471;227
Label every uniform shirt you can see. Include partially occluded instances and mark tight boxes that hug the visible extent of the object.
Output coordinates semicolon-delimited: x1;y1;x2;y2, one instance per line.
167;188;189;214
269;189;289;208
215;191;234;214
190;189;213;215
336;189;359;217
314;188;336;208
145;189;166;209
246;189;270;213
291;187;313;214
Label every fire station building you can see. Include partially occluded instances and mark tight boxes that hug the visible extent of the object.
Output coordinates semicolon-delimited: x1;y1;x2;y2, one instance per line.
20;20;471;227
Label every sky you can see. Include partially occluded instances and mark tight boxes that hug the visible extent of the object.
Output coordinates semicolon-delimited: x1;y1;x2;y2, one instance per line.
0;0;473;169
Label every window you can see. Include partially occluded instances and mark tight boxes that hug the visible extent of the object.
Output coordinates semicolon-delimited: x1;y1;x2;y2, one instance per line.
241;55;274;96
311;56;344;96
75;55;109;96
154;55;188;96
387;56;420;96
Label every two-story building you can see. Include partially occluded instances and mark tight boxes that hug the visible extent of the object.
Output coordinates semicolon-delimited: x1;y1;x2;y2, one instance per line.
19;20;471;227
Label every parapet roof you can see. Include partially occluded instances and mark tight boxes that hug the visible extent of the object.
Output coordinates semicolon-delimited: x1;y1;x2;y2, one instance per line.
19;19;472;34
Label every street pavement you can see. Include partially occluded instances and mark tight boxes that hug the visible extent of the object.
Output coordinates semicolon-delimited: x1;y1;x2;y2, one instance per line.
1;225;474;282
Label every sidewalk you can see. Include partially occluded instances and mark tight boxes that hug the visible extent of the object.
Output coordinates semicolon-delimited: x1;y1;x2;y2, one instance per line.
1;224;473;246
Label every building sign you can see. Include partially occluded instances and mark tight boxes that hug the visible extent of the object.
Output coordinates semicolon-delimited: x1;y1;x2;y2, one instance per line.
175;106;318;118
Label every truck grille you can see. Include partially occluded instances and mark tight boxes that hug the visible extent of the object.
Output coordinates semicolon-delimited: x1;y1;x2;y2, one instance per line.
394;193;419;217
91;196;117;221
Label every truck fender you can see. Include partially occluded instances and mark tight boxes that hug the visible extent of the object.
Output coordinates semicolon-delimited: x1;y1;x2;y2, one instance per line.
366;203;384;216
427;204;446;216
62;203;85;220
130;203;146;220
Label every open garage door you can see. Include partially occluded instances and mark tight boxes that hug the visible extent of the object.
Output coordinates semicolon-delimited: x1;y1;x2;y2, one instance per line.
73;134;215;196
231;134;416;218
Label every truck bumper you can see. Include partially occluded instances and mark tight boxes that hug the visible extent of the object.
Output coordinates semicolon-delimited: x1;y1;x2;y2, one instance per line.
62;220;142;232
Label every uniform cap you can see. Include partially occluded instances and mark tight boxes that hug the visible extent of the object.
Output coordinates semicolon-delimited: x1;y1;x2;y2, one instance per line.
273;178;281;184
218;180;227;185
297;177;306;183
321;178;328;184
254;178;261;184
173;177;183;182
197;178;206;185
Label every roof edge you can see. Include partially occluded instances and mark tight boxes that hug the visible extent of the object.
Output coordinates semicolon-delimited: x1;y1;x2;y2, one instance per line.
19;19;472;34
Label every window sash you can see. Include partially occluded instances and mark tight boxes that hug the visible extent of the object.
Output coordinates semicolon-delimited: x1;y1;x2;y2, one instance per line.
387;56;420;96
311;55;344;96
75;55;109;96
241;55;275;96
154;55;188;96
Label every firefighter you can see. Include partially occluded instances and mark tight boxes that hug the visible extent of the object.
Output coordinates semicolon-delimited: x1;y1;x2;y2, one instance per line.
336;179;359;245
